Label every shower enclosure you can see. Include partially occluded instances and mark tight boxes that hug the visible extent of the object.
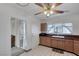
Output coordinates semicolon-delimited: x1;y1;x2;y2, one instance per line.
18;19;26;48
11;17;26;56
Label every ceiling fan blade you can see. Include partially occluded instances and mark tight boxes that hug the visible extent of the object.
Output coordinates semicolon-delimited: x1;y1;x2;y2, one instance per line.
55;3;62;6
16;3;29;7
53;10;64;13
51;3;62;7
34;12;43;15
48;3;52;8
44;3;50;7
44;3;52;9
40;3;48;10
35;3;44;8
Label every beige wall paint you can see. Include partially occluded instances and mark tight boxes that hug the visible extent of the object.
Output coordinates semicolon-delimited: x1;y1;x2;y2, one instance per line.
41;14;79;35
0;4;40;55
0;4;27;56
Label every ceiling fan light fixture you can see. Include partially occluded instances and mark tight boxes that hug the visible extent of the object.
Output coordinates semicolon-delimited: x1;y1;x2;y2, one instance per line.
35;3;65;16
44;7;47;10
16;3;29;7
50;11;54;14
51;5;55;9
44;11;47;15
47;13;50;16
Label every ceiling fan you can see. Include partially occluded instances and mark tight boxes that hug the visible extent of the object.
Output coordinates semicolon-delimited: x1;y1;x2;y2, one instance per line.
16;3;29;7
35;3;68;16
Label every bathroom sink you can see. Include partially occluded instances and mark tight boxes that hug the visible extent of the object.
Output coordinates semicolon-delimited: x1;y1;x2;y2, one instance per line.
52;36;64;38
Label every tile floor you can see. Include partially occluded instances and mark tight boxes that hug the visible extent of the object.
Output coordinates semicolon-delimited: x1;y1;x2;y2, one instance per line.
20;46;76;56
11;47;24;56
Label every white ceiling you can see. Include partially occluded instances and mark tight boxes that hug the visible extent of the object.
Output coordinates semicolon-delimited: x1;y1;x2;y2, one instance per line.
10;3;79;20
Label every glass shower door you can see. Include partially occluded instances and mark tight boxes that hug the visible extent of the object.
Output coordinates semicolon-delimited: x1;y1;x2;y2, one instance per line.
18;20;25;48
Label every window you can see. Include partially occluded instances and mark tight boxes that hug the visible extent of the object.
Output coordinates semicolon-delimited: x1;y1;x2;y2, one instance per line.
47;23;72;34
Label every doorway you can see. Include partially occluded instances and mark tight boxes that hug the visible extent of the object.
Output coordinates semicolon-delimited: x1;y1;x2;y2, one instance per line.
11;17;26;56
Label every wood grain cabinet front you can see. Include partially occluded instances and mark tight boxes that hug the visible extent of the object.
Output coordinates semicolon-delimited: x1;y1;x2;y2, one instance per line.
51;38;58;48
57;39;64;49
74;40;79;55
40;36;51;47
39;35;79;55
51;38;64;49
64;39;74;52
41;23;47;32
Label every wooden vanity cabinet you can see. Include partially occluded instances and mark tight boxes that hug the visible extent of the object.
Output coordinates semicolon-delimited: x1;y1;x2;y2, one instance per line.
64;39;74;52
57;38;64;49
74;39;79;55
51;38;64;49
51;38;58;48
40;36;51;47
41;23;47;32
40;35;79;55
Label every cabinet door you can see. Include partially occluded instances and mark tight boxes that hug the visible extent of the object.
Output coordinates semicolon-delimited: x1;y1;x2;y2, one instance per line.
64;39;73;52
41;23;47;32
51;38;64;49
74;40;79;55
46;37;51;46
40;36;51;47
40;36;45;45
57;39;64;49
51;38;58;48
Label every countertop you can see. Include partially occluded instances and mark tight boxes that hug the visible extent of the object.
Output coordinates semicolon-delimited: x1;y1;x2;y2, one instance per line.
39;33;79;38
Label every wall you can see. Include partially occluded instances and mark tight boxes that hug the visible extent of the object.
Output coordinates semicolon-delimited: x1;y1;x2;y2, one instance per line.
0;4;26;56
11;17;17;36
0;10;11;56
25;16;40;50
31;16;40;48
42;14;79;35
0;4;40;55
